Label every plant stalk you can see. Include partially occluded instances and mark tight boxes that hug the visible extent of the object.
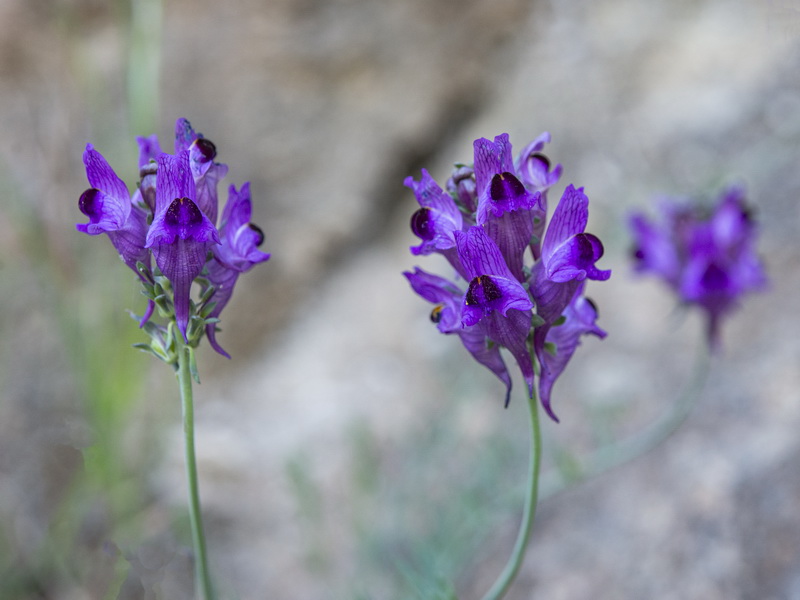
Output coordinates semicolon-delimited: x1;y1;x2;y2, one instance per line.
177;342;215;600
481;390;542;600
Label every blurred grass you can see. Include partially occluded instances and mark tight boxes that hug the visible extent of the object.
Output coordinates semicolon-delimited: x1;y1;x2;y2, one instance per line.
0;0;168;596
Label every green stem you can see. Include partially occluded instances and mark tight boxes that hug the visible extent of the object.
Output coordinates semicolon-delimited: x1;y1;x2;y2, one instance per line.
176;342;216;600
481;390;542;600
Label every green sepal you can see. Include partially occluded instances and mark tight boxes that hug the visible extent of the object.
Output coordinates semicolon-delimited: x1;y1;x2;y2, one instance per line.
135;261;154;283
198;284;216;305
132;342;169;362
199;301;218;319
165;322;178;361
543;341;557;357
140;281;156;299
530;313;546;328
552;315;566;327
187;314;206;346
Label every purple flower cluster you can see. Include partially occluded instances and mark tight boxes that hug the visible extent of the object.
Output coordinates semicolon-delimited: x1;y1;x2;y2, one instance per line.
629;186;767;349
404;133;610;421
77;118;270;358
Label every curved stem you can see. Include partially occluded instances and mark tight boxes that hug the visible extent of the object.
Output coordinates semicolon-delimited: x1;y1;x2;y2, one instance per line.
177;342;216;600
481;390;542;600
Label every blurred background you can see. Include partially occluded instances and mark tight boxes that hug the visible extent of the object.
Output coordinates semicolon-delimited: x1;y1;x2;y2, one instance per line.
1;0;799;598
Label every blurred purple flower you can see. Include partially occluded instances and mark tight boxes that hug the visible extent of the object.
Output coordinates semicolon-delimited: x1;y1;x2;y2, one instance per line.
629;186;767;349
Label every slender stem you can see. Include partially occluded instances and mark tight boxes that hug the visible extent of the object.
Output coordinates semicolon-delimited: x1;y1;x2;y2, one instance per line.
481;390;542;600
176;342;216;600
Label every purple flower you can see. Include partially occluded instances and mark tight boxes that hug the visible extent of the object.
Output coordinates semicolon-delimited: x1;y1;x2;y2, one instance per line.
473;134;542;282
446;165;478;215
77;145;151;272
455;226;535;399
405;133;609;419
629;186;767;349
405;169;464;276
514;132;563;260
205;183;270;357
404;267;514;404
528;184;610;419
145;150;220;341
134;134;162;214
174;118;229;226
77;144;155;325
77;117;270;359
538;283;606;421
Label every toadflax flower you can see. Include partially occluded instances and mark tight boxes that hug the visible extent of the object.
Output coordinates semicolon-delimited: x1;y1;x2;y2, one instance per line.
145;150;221;342
629;185;767;349
77;117;269;357
204;182;270;358
404;132;609;419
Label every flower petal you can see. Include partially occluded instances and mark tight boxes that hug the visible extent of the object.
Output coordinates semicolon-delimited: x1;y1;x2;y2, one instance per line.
82;144;131;209
480;309;534;400
462;274;533;327
136;134;162;167
546;233;611;283
455;226;518;281
405;169;462;255
458;326;513;406
76;189;128;234
213;183;270;271
153;151;196;215
541;184;589;263
538;285;606;421
404;267;463;333
151;237;213;341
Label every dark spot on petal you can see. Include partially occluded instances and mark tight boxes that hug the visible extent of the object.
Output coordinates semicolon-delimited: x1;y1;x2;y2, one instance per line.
465;275;502;305
700;262;729;291
410;207;435;241
490;172;526;203
631;246;645;261
249;223;265;246
529;152;551;170
430;304;444;323
584;296;598;316
194;138;217;161
165;197;203;227
79;189;101;218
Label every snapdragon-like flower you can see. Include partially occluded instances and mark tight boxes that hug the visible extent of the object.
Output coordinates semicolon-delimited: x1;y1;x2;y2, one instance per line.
77;144;155;326
145;150;220;342
76;117;269;358
205;183;271;358
404;133;609;419
404;267;513;404
629;186;767;349
530;184;610;419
